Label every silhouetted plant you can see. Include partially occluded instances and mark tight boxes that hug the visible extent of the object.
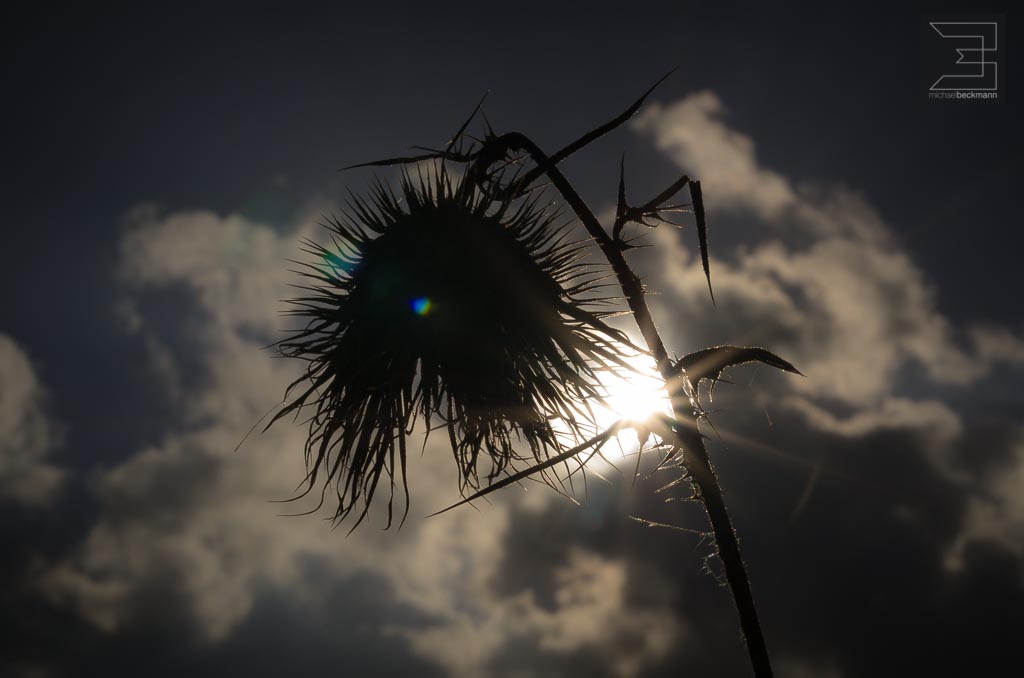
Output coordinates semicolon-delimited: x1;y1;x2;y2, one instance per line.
270;75;800;677
271;163;633;530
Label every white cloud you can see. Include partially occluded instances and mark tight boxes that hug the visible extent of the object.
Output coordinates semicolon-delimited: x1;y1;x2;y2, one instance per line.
631;92;1023;445
946;432;1024;573
40;92;1024;673
632;92;798;223
782;395;961;442
633;92;892;244
0;334;65;507
970;325;1024;366
42;205;681;676
117;203;300;337
394;548;680;678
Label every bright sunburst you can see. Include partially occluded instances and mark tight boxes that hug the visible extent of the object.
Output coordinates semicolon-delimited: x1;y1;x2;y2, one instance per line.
592;354;673;460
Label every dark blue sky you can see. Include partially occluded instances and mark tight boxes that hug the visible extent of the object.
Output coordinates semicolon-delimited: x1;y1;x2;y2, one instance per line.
2;3;1022;677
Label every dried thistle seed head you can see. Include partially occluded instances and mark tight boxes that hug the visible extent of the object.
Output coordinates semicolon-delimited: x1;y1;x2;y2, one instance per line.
272;163;629;529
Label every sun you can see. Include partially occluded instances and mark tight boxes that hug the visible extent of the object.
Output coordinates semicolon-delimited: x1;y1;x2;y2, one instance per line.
544;351;673;469
592;354;673;458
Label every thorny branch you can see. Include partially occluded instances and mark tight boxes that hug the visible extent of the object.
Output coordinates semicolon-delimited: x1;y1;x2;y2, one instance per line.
348;75;787;678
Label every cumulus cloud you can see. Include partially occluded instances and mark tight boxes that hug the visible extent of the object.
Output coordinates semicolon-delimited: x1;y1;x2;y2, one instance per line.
42;205;680;676
0;334;64;506
634;93;892;244
946;432;1024;572
970;325;1024;367
631;92;1023;446
37;91;1024;675
632;91;798;223
782;396;962;446
394;548;680;678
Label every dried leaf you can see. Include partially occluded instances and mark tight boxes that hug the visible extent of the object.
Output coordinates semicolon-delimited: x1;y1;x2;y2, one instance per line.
676;345;803;390
690;180;714;304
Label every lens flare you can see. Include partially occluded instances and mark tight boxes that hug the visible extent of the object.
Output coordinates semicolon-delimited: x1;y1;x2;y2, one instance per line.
549;352;673;465
603;357;672;455
410;296;433;316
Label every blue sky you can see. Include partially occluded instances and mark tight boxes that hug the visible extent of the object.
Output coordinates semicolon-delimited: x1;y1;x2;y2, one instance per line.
2;4;1022;677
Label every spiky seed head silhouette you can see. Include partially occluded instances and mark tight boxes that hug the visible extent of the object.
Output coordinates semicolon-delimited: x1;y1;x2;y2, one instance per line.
271;163;632;530
264;77;802;675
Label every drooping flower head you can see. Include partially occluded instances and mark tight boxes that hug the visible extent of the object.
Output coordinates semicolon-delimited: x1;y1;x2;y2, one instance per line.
273;163;631;528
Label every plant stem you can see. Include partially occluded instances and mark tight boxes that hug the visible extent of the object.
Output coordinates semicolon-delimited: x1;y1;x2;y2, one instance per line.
666;412;774;678
602;230;774;678
494;134;774;677
350;84;775;674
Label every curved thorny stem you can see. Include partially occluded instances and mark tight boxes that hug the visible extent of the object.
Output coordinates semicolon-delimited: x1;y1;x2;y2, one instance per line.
353;77;776;678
